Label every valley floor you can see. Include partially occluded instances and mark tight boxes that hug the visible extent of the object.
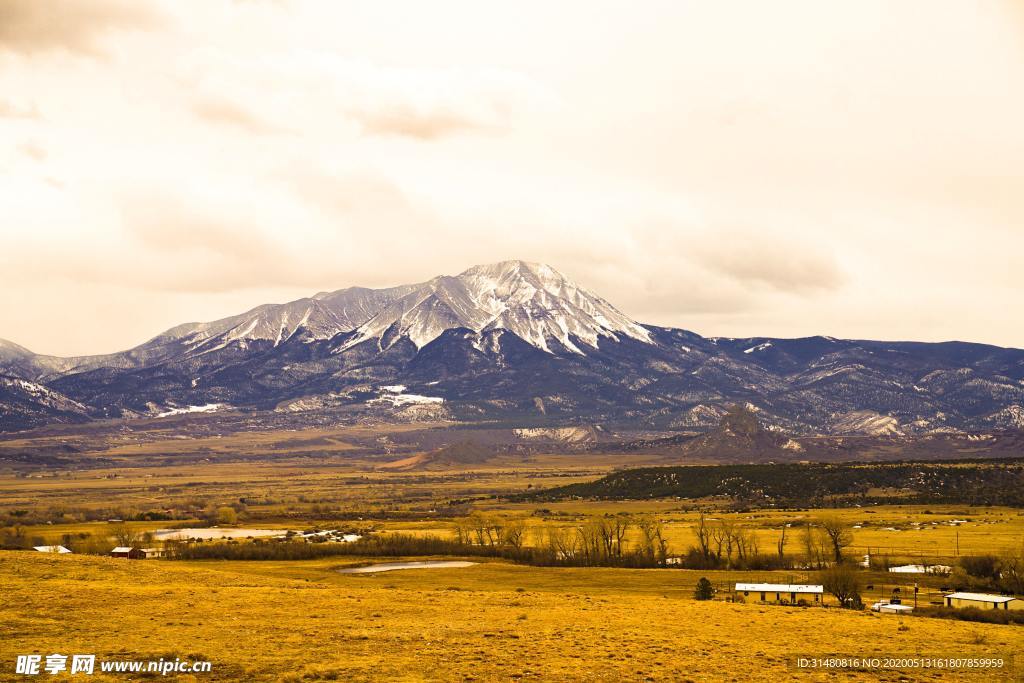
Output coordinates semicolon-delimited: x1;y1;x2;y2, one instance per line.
1;552;1021;682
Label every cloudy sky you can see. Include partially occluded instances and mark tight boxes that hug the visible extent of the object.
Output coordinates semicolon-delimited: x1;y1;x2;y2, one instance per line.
2;0;1023;356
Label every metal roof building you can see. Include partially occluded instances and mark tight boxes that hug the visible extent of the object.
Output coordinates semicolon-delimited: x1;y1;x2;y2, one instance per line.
944;592;1021;610
33;545;71;554
735;583;823;594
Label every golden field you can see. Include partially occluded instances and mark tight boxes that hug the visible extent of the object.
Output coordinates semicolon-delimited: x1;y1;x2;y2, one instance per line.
2;423;1024;681
5;453;1023;565
2;551;1022;682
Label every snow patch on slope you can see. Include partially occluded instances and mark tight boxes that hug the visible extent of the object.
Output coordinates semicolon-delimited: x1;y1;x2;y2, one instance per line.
743;342;773;354
514;426;597;443
986;404;1024;429
156;403;226;418
369;386;443;406
830;410;902;436
0;377;90;413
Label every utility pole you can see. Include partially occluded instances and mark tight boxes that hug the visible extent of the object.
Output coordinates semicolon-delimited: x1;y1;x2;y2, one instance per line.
955;529;959;556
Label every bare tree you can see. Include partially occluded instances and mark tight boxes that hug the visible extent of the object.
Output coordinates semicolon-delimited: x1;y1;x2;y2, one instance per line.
598;518;612;559
821;564;862;608
735;528;758;566
501;519;527;550
545;526;578;563
637;517;670;566
777;524;788;560
110;522;139;547
609;516;630;559
999;542;1024;595
453;517;473;545
576;519;604;564
710;524;726;565
694;512;713;562
802;522;826;569
485;517;504;547
710;520;740;568
818;515;854;563
573;516;633;565
464;512;503;547
654;524;670;564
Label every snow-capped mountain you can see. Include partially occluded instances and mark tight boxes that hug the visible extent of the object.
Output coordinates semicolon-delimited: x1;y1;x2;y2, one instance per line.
3;261;646;380
6;284;424;381
152;284;421;357
2;260;1024;434
3;261;640;382
339;261;651;353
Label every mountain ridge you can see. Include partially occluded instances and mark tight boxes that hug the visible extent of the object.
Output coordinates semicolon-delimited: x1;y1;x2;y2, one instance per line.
2;260;1023;435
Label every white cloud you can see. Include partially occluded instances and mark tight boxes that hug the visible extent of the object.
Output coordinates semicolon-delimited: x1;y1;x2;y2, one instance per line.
179;48;551;141
0;0;159;56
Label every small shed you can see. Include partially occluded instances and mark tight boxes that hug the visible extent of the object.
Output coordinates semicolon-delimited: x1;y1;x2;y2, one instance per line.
735;583;825;605
111;546;146;559
33;545;71;554
944;592;1022;611
140;547;164;559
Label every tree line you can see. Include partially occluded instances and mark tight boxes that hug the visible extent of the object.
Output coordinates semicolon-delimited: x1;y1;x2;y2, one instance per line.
685;512;854;570
171;511;861;573
171;515;672;567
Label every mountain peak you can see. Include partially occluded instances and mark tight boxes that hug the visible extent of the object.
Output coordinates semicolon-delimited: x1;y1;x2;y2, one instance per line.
458;259;561;279
340;260;652;354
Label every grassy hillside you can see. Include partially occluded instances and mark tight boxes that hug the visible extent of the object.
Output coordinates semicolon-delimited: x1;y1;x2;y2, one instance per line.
522;460;1024;507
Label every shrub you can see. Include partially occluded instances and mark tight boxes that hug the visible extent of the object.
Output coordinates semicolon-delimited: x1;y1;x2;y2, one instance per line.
914;607;1024;626
960;555;1001;581
173;533;529;562
216;507;238;525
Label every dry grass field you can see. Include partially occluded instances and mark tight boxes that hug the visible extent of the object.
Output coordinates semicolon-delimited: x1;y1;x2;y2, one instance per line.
4;452;1024;568
2;552;1022;682
3;423;1023;681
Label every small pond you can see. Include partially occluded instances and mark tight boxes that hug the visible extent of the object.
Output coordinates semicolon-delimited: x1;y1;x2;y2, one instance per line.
338;561;478;574
152;528;287;540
